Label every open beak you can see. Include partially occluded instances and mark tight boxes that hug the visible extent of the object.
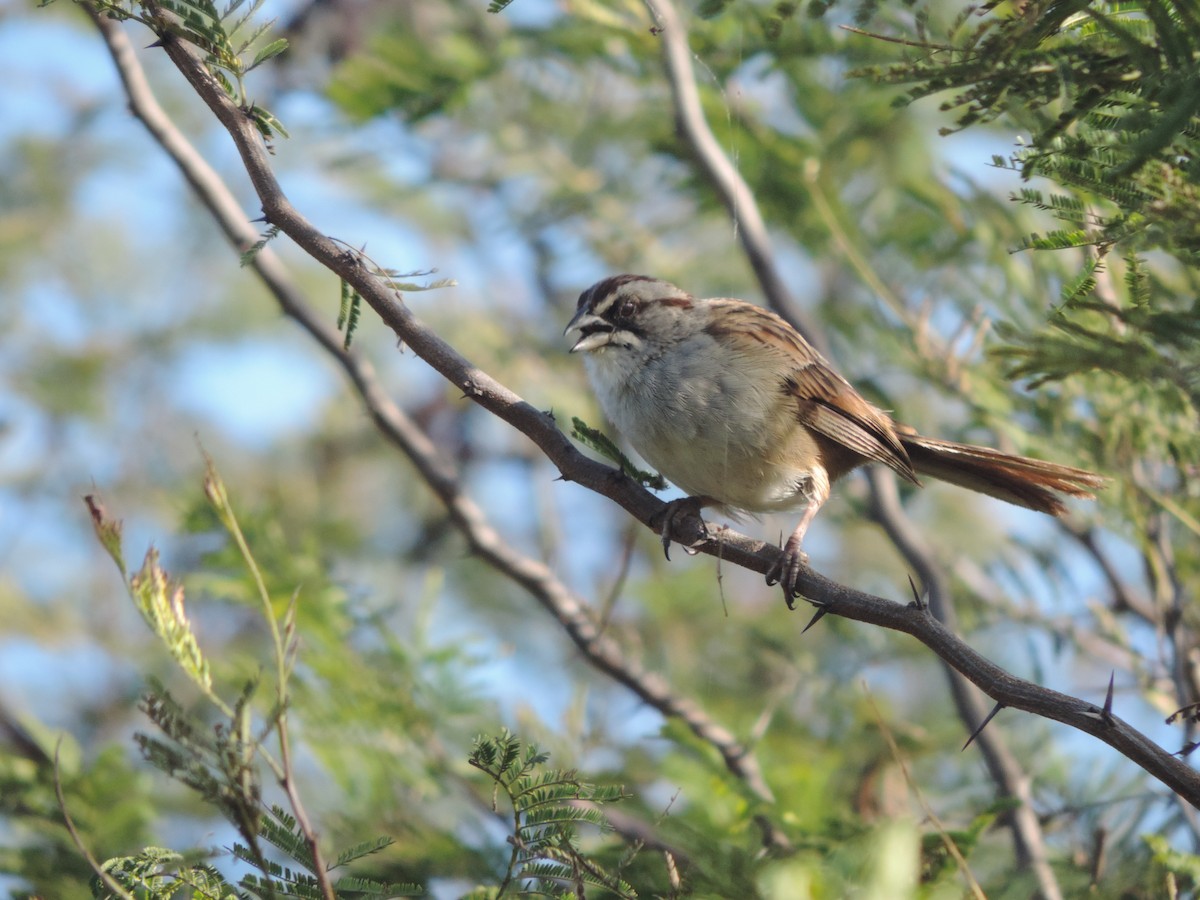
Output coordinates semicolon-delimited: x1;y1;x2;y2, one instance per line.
564;309;613;354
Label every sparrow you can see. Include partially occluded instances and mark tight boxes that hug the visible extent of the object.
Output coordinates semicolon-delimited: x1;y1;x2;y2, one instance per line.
565;274;1105;604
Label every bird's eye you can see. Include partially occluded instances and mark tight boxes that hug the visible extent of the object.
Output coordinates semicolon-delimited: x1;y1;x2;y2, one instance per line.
617;299;637;319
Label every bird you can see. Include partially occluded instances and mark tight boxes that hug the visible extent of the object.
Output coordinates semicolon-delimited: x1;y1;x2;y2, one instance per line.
565;274;1105;604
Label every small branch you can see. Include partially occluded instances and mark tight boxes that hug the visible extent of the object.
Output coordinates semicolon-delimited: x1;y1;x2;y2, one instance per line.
54;741;138;900
1060;521;1155;621
840;24;957;52
641;0;823;347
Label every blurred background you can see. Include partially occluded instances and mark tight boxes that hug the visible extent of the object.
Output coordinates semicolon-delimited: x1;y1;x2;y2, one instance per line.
2;0;1198;896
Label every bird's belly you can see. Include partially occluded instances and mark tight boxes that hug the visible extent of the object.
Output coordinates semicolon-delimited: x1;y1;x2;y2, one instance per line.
640;434;811;513
606;382;820;514
584;341;827;513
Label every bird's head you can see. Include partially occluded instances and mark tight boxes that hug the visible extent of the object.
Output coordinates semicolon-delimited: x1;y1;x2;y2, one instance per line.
565;275;697;355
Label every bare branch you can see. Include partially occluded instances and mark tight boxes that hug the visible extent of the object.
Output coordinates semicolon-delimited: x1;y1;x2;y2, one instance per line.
641;0;822;347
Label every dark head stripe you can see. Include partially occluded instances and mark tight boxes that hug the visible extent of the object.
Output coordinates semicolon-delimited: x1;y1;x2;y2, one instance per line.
576;274;657;313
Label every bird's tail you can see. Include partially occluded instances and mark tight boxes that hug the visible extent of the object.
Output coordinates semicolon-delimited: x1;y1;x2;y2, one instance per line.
898;433;1105;516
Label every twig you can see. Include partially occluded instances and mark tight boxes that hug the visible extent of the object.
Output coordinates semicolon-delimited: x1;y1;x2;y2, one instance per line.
54;740;138;900
840;24;957;52
1060;522;1154;620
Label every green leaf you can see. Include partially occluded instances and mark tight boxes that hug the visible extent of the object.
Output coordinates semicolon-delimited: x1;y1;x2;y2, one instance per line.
338;280;362;349
250;37;288;69
331;836;396;868
331;874;424;896
570;417;667;490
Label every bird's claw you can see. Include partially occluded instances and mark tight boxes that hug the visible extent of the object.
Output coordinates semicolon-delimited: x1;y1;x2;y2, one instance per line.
765;540;810;610
654;497;710;561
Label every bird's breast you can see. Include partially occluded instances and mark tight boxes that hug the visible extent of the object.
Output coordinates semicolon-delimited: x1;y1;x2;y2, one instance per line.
583;338;825;512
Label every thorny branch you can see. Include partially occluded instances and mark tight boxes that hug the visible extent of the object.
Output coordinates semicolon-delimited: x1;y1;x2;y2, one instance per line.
94;0;1200;859
87;3;785;850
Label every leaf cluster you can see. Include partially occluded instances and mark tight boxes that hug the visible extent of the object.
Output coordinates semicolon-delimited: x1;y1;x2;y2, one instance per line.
571;417;668;491
467;730;634;898
858;0;1200;260
80;0;289;139
826;0;1200;524
82;470;414;900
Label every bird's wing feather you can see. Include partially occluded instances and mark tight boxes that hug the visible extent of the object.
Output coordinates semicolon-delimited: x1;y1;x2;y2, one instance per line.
704;299;918;482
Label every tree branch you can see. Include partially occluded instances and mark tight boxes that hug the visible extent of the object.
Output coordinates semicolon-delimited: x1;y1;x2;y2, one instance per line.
86;5;785;845
641;0;822;347
96;1;1200;826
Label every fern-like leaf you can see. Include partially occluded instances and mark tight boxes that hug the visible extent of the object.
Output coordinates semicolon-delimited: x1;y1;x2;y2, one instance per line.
570;417;667;490
332;836;396;868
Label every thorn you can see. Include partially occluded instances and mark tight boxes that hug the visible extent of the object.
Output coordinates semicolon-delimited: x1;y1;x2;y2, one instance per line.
962;701;1005;751
906;574;926;610
1102;671;1115;725
145;38;165;49
249;214;269;223
801;605;827;633
661;531;672;562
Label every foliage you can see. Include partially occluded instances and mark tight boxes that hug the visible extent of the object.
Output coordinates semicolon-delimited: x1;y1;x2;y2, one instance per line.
80;467;419;900
80;0;289;139
338;278;363;349
570;417;668;491
466;731;633;898
840;0;1200;478
857;1;1200;262
6;0;1200;896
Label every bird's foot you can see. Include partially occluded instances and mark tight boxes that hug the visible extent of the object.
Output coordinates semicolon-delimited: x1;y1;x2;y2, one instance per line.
652;496;711;560
765;535;810;610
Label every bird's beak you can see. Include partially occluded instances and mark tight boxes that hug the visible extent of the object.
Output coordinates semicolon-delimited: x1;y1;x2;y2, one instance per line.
564;309;612;354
